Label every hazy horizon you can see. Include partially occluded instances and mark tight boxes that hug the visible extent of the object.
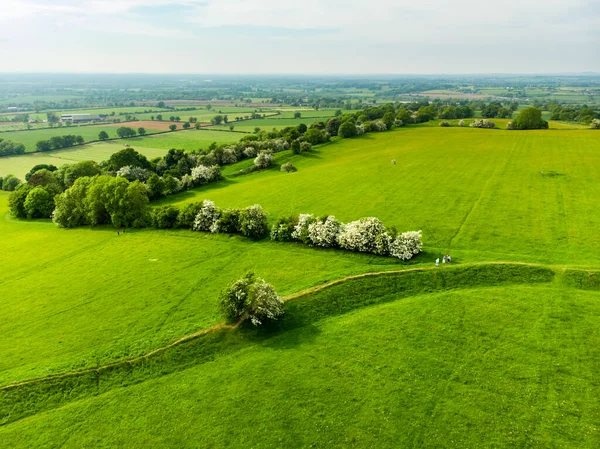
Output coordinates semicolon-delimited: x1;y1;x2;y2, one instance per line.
1;0;598;74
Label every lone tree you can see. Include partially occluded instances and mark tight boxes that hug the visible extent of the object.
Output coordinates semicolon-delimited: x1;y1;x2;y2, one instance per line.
169;124;177;131
98;131;109;141
511;107;548;130
183;122;191;129
219;272;284;325
138;127;146;136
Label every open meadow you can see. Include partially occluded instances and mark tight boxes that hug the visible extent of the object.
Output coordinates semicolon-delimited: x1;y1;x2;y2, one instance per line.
1;123;600;447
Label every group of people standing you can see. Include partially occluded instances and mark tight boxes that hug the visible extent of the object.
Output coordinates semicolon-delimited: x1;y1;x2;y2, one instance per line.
435;254;451;266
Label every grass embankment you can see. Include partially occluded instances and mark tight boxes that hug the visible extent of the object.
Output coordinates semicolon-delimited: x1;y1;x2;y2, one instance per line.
2;275;599;448
0;263;555;426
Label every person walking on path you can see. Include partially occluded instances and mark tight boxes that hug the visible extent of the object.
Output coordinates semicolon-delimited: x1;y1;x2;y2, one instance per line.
443;255;447;264
435;258;440;267
447;254;452;263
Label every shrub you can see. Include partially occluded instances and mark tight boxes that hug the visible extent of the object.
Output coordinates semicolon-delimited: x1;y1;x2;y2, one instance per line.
243;146;257;158
389;230;423;260
270;216;299;242
338;121;358;138
221;148;238;165
152;206;180;229
300;141;312;152
337;217;387;253
193;200;221;232
371;120;388;132
291;213;317;244
211;208;240;234
591;119;600;129
307;216;342;247
458;119;465;127
254;151;273;169
219;272;284;326
191;164;221;185
177;202;203;228
238;204;268;238
469;119;496;129
280;162;297;173
439;121;451;127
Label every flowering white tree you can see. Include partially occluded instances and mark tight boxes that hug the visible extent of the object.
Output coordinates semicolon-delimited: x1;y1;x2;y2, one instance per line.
337;217;387;253
243;146;257;158
390;230;423;260
590;119;600;129
307;216;342;247
239;204;268;238
247;278;284;325
470;119;496;129
191;164;221;186
372;121;388;132
193;200;220;231
219;272;284;326
254;151;273;169
458;119;465;127
221;148;238;165
291;213;316;243
116;165;151;182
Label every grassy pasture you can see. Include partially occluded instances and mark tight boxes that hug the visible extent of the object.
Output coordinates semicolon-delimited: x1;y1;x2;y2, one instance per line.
0;129;243;178
0;124;164;153
2;283;599;447
2;124;600;446
164;127;600;266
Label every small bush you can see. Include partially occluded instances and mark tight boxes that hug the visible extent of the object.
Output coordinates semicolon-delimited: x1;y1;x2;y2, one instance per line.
280;162;297;173
177;202;203;228
439;121;451;127
271;216;299;242
590;119;600;129
211;208;240;234
469;119;496;129
458;119;465;127
238;204;268;238
254;151;273;169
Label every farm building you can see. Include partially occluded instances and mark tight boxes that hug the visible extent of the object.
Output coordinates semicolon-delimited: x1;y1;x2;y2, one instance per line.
61;113;101;123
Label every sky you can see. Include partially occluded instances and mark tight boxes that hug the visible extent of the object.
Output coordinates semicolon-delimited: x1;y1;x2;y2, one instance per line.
0;0;598;74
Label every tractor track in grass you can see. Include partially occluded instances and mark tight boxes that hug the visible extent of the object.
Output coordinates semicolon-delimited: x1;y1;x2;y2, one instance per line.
0;261;555;393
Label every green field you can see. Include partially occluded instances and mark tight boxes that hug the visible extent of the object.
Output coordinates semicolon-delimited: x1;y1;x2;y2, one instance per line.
0;124;163;153
2;124;600;447
0;129;244;178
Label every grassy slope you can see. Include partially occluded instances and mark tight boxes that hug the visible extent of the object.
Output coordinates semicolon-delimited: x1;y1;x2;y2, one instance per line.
2;284;599;448
164;127;600;266
0;193;418;384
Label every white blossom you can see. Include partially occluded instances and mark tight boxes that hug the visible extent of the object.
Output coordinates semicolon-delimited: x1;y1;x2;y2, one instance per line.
337;217;387;253
390;230;423;260
307;216;342;247
254;151;273;169
193;200;220;231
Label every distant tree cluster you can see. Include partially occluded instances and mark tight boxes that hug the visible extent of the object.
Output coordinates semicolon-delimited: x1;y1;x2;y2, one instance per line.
0;138;26;156
35;135;84;152
547;103;597;124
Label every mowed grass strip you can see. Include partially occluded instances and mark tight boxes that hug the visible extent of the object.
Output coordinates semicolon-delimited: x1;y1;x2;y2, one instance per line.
1;285;598;448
